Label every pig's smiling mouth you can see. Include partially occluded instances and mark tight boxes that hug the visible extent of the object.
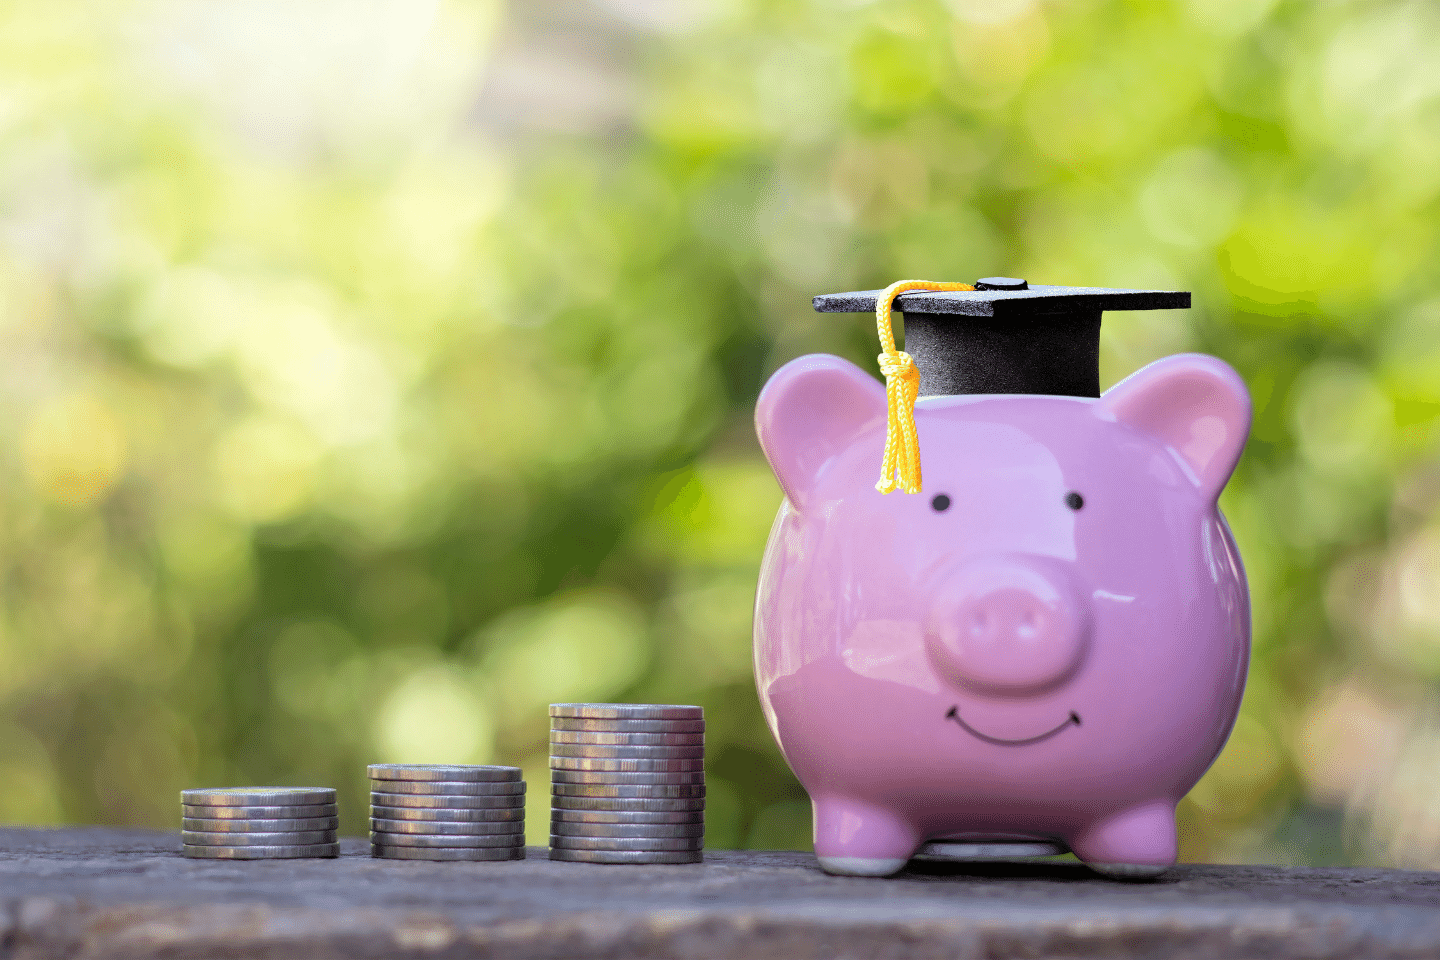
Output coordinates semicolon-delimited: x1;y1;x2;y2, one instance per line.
945;706;1080;746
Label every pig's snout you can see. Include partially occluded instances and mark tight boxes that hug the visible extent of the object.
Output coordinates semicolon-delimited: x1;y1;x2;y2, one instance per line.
925;557;1090;696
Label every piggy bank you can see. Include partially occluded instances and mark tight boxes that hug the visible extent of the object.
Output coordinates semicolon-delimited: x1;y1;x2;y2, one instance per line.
752;284;1251;878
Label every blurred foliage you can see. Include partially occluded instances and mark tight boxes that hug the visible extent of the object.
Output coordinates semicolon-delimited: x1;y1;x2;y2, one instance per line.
0;0;1438;864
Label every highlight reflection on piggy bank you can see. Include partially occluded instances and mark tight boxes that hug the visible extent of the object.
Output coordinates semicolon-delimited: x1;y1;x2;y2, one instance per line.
753;350;1251;877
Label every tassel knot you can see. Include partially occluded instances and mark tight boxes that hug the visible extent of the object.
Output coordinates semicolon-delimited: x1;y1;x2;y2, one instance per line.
877;350;918;384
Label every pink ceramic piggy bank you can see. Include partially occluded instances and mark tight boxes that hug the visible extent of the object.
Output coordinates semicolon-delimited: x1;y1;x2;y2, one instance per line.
753;352;1251;877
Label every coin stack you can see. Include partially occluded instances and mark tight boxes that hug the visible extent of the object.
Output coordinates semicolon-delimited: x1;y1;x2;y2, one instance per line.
368;764;526;861
549;703;705;864
181;787;339;859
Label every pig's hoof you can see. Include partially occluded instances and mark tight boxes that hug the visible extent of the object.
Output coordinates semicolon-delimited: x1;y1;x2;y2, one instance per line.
811;798;920;877
1087;861;1169;880
816;855;909;877
1070;801;1177;878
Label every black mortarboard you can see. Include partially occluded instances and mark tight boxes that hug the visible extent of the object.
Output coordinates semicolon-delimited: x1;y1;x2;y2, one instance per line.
813;278;1190;398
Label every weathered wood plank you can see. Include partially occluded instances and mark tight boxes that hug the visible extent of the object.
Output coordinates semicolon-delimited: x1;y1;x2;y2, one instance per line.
1;827;1437;959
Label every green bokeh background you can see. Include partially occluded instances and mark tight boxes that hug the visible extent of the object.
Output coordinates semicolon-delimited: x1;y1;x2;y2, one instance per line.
2;0;1437;865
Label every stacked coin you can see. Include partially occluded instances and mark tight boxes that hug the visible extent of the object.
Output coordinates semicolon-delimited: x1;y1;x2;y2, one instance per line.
549;704;704;864
181;787;339;859
369;764;525;861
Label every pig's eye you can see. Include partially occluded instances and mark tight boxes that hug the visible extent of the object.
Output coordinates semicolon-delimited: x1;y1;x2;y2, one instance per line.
1065;491;1084;510
931;494;951;512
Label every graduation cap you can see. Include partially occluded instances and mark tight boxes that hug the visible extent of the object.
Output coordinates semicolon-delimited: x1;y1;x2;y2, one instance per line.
812;278;1190;493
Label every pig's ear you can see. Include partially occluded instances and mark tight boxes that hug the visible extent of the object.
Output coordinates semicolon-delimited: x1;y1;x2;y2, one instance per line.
1095;353;1251;501
755;354;886;508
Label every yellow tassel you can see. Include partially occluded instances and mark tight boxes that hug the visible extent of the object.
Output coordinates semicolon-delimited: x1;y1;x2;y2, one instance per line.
874;280;975;494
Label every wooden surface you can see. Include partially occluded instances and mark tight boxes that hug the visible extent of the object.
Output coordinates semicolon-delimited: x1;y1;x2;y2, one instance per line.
1;827;1438;959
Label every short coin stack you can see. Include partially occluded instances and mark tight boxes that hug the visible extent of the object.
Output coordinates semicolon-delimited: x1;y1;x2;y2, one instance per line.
181;787;339;859
549;703;704;864
369;764;526;861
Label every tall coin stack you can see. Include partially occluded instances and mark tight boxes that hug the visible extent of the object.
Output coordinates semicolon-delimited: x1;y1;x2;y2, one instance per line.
368;764;526;861
181;787;339;859
549;703;704;864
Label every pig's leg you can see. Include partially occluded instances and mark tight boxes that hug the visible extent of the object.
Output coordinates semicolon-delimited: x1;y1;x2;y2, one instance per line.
1069;801;1177;879
811;796;921;877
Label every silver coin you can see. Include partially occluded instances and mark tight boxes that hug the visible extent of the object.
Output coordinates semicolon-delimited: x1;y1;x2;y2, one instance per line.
182;829;336;846
550;743;704;760
551;769;705;786
547;847;702;864
550;807;705;825
549;704;703;721
550;821;704;839
372;845;524;861
372;832;523;848
370;804;525;823
550;834;703;852
182;787;336;807
182;803;337;820
550;795;705;812
183;843;339;859
368;779;525;797
366;764;522;783
371;817;525;836
550;717;706;734
552;782;705;799
551;756;704;773
371;792;525;809
182;816;339;833
549;730;704;748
